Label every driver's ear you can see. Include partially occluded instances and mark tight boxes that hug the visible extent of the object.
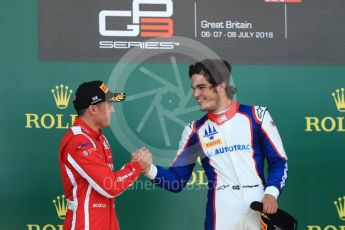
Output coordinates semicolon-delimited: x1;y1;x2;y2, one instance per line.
217;82;226;91
88;105;97;115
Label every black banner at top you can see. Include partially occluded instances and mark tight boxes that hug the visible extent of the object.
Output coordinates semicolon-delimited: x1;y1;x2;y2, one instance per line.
39;0;345;65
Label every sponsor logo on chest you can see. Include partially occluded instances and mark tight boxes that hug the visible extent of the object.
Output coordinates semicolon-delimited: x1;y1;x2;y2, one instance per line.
205;144;251;158
214;144;251;154
93;203;107;208
202;124;223;149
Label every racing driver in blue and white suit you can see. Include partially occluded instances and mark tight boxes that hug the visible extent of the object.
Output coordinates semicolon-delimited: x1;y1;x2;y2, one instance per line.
145;59;288;230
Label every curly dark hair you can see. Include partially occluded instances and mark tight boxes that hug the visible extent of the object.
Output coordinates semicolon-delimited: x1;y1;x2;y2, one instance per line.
188;59;236;99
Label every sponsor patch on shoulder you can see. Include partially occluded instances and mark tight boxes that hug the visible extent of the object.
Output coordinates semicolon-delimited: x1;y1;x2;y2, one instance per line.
270;119;276;127
255;106;265;120
77;142;96;157
82;148;97;157
78;142;91;150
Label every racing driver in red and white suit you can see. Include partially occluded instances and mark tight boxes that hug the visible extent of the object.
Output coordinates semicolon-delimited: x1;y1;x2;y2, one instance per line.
59;81;152;230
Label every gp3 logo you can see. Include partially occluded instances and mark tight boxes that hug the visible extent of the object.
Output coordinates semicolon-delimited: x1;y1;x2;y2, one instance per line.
99;0;173;37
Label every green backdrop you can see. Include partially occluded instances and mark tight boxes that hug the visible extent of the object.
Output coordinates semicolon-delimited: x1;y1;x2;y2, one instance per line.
1;1;345;229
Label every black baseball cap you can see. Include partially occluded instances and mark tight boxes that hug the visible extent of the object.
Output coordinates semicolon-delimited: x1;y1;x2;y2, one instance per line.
73;80;126;110
251;201;298;230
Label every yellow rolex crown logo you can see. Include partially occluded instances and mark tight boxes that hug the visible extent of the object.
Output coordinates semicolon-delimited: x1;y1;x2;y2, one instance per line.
53;194;67;220
51;84;73;109
334;196;345;220
332;88;345;112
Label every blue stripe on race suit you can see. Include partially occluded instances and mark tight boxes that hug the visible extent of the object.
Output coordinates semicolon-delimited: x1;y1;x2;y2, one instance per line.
201;157;217;230
171;133;200;168
252;131;266;185
259;128;288;191
154;164;194;193
238;104;266;184
238;104;288;192
153;116;207;192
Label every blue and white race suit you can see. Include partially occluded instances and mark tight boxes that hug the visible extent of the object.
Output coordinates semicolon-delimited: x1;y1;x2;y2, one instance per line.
146;101;288;230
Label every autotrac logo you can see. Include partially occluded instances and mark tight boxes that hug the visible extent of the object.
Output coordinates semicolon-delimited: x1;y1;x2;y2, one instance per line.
307;195;345;230
99;0;179;49
305;88;345;132
207;144;251;157
26;194;66;230
25;84;77;129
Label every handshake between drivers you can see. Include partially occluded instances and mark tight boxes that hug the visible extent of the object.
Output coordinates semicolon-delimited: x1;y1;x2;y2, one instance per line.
131;147;152;173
